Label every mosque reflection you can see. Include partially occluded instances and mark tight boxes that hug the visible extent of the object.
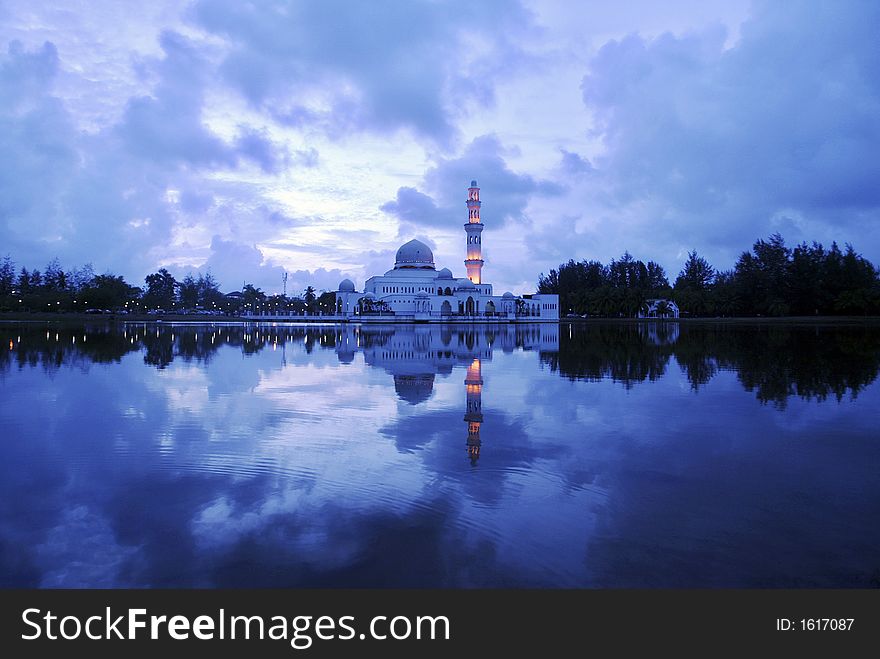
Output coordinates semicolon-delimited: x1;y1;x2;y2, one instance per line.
1;322;560;465
4;318;878;414
336;324;559;464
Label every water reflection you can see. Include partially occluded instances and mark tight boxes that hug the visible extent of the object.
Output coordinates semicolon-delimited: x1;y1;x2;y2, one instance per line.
1;323;560;467
542;322;880;406
0;320;878;588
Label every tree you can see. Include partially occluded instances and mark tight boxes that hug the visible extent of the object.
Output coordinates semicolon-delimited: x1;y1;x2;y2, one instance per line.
676;250;715;290
179;274;199;309
67;263;96;293
674;250;716;316
834;244;877;315
645;261;670;292
788;242;825;315
303;285;317;313
241;284;266;313
609;251;638;289
143;268;177;310
316;291;336;315
84;274;139;310
731;234;791;316
752;233;791;315
17;268;30;294
197;272;223;307
43;258;67;291
0;256;15;297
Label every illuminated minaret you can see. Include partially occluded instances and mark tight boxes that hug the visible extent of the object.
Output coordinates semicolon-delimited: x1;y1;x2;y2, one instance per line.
464;180;484;284
464;358;483;465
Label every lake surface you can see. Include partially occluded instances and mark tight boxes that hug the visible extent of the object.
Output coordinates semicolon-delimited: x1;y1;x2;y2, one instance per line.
1;320;878;588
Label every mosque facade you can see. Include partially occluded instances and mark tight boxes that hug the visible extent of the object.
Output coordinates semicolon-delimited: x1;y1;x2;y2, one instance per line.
335;181;559;322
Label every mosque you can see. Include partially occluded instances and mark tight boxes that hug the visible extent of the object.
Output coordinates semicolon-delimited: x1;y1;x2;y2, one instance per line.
335;181;559;322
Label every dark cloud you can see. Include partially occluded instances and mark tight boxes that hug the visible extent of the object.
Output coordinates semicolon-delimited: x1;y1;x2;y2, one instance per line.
1;39;59;105
0;41;75;240
233;125;287;174
380;187;446;227
172;235;358;293
559;148;594;176
381;134;565;230
0;32;306;289
179;189;214;214
3;1;879;302
200;236;286;291
190;0;538;147
119;31;236;168
578;0;880;269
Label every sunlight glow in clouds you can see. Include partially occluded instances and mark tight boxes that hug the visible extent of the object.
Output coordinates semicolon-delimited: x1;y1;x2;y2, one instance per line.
1;0;877;294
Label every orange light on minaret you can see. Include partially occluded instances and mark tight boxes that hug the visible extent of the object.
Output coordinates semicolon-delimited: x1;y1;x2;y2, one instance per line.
464;358;483;465
464;180;484;284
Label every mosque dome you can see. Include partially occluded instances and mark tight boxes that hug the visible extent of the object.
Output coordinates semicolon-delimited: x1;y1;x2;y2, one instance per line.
338;278;355;292
502;291;514;299
393;374;435;405
437;267;453;279
458;279;477;290
394;239;435;270
364;292;376;300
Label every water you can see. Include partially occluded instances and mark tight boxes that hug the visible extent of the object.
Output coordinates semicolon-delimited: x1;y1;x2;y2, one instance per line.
1;320;878;588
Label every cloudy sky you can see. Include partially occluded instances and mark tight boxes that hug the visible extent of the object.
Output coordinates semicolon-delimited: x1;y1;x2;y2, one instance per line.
2;0;878;295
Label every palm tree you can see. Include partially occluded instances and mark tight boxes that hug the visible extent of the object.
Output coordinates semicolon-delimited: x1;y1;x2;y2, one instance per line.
242;284;265;315
303;285;317;314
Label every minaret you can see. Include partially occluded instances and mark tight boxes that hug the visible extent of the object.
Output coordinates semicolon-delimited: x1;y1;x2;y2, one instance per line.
464;180;484;284
464;358;483;465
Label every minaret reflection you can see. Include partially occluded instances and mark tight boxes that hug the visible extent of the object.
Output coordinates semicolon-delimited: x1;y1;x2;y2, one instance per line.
338;324;558;466
464;358;483;466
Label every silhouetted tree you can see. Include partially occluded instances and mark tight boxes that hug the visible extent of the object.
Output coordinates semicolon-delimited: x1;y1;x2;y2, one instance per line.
143;268;177;311
197;272;223;307
674;250;716;316
304;285;317;313
179;274;199;309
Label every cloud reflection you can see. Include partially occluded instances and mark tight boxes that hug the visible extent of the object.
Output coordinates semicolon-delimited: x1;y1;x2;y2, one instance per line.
0;321;878;587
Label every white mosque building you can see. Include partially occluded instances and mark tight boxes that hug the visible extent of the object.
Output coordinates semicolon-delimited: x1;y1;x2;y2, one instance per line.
335;181;559;322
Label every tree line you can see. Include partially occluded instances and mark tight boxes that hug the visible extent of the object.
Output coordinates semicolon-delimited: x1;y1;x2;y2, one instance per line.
537;233;880;317
0;256;332;315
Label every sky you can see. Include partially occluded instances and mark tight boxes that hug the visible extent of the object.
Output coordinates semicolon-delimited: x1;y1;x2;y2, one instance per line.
1;0;878;295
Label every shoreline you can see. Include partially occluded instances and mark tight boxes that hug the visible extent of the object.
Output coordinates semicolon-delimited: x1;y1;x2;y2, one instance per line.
1;312;879;326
